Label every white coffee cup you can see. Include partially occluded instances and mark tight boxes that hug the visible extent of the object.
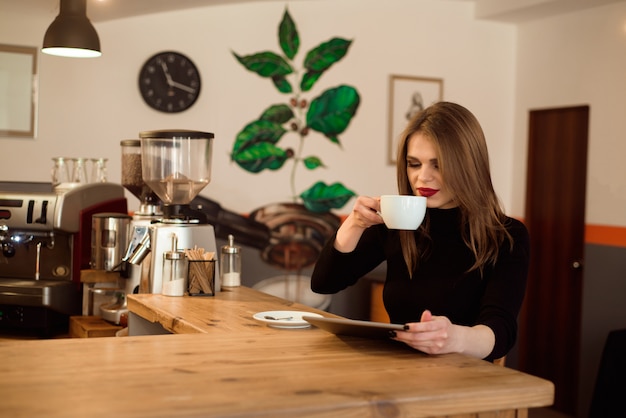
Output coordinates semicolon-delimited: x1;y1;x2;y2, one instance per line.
379;195;427;230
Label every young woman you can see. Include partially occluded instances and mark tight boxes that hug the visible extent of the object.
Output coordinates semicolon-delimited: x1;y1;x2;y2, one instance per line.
311;101;529;361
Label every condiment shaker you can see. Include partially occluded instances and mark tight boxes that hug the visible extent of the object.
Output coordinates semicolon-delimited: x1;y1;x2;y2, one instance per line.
162;233;187;296
220;234;241;287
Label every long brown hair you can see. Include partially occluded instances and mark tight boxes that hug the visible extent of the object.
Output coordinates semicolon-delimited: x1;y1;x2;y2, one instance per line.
396;101;512;276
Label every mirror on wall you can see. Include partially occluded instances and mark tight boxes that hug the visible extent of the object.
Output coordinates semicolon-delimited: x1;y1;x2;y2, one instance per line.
0;44;38;138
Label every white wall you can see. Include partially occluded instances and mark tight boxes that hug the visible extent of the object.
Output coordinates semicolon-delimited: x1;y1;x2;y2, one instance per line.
0;0;517;216
513;1;626;226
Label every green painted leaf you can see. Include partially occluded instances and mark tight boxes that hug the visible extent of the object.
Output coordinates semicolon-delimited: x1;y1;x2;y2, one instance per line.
326;136;339;145
272;75;293;93
302;156;324;169
300;71;322;92
279;9;299;60
231;9;360;208
304;38;352;72
232;142;288;173
233;51;293;78
232;120;287;154
260;104;294;124
306;85;360;140
299;181;356;213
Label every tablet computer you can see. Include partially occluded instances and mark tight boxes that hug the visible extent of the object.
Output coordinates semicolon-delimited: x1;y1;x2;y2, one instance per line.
302;315;404;339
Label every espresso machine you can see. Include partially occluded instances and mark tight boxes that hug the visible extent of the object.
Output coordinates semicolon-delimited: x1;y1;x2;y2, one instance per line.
0;182;127;335
128;130;220;294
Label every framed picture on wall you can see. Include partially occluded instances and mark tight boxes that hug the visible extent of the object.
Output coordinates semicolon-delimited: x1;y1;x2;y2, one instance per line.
387;75;443;165
0;44;38;138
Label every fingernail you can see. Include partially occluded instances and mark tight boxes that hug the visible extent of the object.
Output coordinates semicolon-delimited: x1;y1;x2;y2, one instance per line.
403;325;410;331
388;330;397;338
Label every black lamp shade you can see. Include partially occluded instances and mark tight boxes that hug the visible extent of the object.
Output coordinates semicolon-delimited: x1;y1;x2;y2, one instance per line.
42;0;101;58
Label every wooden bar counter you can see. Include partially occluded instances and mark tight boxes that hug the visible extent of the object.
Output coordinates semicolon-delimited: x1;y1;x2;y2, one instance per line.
126;286;336;334
0;287;554;417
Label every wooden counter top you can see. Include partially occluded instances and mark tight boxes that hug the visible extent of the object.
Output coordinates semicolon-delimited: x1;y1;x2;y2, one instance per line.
0;329;553;418
127;286;337;334
0;287;554;417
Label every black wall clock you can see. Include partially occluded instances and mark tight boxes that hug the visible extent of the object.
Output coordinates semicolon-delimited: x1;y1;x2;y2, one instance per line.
138;51;201;113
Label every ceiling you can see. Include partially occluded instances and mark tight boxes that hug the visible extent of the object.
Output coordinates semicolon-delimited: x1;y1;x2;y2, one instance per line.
4;0;297;23
3;0;625;23
471;0;625;23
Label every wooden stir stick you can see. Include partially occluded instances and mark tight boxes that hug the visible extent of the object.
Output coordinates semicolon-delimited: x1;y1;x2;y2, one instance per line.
185;247;216;295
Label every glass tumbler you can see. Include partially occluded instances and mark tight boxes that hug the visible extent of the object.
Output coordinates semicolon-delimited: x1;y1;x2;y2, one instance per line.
91;158;108;183
51;157;71;185
72;158;88;183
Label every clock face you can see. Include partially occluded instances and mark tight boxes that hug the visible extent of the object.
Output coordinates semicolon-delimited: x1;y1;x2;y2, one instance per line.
138;51;201;113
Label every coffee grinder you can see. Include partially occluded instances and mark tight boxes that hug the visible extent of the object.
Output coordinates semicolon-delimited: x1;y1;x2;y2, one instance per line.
119;139;163;295
128;130;219;294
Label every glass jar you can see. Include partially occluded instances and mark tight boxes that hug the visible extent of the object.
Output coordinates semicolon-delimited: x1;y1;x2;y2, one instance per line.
161;233;187;296
162;251;187;296
220;234;241;287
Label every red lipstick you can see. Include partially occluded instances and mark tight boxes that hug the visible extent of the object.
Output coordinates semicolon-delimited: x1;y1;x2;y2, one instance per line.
418;188;438;197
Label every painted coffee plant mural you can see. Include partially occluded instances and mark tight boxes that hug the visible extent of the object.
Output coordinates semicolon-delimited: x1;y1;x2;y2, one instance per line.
231;8;360;213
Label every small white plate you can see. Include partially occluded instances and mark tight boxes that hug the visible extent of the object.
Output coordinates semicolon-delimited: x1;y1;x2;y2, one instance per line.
253;310;323;329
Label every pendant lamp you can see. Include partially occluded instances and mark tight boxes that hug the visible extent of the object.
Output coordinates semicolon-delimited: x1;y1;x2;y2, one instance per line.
42;0;101;58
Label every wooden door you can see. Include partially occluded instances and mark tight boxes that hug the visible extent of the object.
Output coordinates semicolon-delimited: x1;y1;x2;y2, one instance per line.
518;106;589;415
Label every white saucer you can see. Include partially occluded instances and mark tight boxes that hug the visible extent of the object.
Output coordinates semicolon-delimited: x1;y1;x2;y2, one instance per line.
253;310;323;329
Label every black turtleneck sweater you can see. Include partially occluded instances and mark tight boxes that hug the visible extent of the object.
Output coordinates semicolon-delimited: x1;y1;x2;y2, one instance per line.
311;207;530;361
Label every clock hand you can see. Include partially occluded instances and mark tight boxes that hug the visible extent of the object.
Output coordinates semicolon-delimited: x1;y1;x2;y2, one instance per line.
160;62;174;85
160;62;195;93
169;80;197;94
